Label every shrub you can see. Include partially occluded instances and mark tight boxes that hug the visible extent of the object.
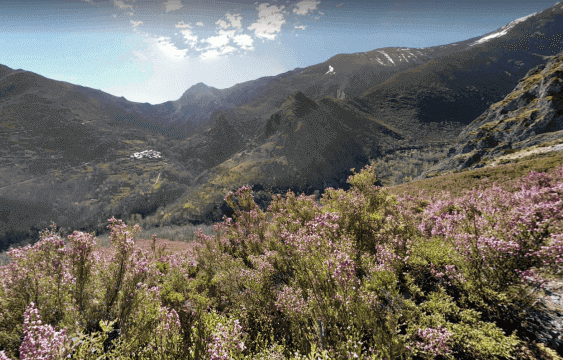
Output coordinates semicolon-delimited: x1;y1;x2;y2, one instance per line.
0;163;562;359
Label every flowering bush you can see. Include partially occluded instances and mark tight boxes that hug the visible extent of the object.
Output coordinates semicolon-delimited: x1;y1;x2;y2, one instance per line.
0;163;562;359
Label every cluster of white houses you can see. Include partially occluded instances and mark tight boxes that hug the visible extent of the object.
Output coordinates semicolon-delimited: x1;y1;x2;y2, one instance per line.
130;150;161;159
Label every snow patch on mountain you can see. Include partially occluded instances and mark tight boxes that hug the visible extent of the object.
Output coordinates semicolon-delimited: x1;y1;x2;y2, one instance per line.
378;51;395;65
470;11;538;46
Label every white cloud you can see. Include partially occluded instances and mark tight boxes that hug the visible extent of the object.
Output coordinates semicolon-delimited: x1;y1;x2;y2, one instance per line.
293;0;321;15
247;3;286;40
196;16;253;58
199;46;236;60
233;33;254;50
175;21;191;29
114;0;133;10
180;31;198;47
128;12;134;16
155;36;188;61
225;12;243;31
318;11;324;15
196;21;204;26
216;19;229;29
112;14;117;18
130;20;143;27
294;25;307;30
131;49;148;61
335;2;343;8
174;21;198;47
164;0;183;13
200;29;235;49
216;12;243;31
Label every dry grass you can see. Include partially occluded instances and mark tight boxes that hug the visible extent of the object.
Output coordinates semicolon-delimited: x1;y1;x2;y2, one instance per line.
92;222;222;249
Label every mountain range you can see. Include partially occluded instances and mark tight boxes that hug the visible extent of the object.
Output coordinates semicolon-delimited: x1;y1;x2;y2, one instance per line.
2;2;563;249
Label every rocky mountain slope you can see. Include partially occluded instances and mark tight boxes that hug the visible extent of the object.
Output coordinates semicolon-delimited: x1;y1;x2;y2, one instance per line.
352;2;563;142
3;2;563;247
421;50;563;178
152;91;402;227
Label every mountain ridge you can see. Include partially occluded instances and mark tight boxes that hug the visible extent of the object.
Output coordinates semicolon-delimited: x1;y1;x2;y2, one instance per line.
2;2;563;247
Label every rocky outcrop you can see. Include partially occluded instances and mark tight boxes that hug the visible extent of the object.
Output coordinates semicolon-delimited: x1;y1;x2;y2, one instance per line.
263;91;320;138
420;50;563;178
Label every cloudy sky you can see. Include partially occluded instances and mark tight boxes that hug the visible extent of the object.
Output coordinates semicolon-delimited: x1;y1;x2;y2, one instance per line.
0;0;556;104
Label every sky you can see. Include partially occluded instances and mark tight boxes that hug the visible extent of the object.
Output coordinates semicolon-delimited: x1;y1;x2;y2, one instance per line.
0;0;558;105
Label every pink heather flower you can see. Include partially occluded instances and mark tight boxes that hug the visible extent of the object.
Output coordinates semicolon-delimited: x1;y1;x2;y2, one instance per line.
275;286;308;318
413;173;563;291
409;326;453;357
0;351;12;360
208;320;246;360
156;307;182;336
19;302;70;360
429;263;466;285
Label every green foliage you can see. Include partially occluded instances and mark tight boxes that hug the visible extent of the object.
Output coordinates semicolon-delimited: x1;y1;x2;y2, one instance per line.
155;261;169;275
2;158;563;359
67;320;127;360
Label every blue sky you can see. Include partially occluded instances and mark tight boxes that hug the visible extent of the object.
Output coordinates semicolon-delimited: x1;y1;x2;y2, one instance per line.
0;0;557;104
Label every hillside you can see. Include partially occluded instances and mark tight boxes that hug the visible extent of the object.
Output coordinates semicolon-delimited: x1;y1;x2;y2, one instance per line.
421;50;563;178
2;1;563;253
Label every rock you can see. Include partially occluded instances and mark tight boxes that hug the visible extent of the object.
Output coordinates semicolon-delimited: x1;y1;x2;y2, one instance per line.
421;49;563;178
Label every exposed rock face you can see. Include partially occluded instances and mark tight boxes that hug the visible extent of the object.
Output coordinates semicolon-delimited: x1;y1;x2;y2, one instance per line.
421;50;563;178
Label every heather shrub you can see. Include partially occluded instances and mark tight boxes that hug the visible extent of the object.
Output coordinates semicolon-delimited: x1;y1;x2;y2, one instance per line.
0;162;562;359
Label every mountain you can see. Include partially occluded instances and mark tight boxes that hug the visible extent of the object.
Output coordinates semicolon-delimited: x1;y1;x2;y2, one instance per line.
167;82;226;131
420;50;563;178
163;35;490;137
2;2;563;248
351;3;563;144
155;90;404;227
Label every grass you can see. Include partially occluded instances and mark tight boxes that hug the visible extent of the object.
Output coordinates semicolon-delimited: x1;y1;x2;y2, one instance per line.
391;150;563;199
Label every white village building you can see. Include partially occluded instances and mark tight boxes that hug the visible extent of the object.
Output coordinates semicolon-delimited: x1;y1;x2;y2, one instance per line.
130;150;161;159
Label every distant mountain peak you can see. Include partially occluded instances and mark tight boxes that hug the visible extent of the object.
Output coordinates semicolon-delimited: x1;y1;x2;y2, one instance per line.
176;81;219;103
185;82;210;93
